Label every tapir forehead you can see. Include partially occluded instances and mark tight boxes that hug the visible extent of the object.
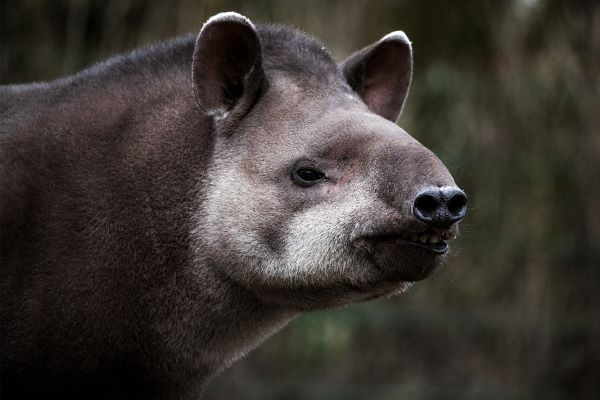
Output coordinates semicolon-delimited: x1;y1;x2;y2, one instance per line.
308;107;418;147
261;108;421;164
247;77;419;160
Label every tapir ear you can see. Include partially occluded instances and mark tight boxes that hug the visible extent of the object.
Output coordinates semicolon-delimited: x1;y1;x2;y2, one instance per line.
192;12;264;119
340;31;413;122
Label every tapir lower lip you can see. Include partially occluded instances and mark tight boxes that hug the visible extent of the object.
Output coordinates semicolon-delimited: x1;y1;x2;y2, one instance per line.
356;234;449;255
395;238;449;254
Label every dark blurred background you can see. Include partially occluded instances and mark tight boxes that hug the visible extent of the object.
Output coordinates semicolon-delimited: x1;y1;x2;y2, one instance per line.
2;0;599;398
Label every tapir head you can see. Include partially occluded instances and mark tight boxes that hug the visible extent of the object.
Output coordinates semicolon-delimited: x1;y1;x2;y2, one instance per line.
193;13;467;310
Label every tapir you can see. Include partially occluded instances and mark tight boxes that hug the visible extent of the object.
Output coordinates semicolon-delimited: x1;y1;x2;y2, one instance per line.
0;12;467;400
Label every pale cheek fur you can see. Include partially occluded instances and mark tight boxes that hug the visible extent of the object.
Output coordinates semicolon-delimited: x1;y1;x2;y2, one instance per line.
264;184;379;286
198;161;381;288
200;163;276;261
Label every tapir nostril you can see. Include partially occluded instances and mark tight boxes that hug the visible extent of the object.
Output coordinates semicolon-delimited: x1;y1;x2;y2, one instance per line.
413;187;467;227
414;193;439;214
413;191;442;223
414;194;438;215
447;190;467;220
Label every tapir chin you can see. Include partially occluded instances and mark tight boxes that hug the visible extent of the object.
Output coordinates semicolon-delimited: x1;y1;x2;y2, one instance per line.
0;12;467;400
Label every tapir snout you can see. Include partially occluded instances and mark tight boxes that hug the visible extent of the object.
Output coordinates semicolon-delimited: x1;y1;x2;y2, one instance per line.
377;139;468;232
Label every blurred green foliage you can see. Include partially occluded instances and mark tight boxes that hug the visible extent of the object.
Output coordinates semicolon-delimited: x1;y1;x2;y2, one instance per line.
2;0;599;398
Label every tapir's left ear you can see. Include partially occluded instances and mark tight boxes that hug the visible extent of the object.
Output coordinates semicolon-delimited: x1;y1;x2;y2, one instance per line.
192;12;265;119
340;31;413;122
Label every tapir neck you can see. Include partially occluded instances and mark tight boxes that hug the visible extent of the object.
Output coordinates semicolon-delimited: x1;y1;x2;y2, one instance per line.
0;45;296;398
88;75;298;393
160;261;295;396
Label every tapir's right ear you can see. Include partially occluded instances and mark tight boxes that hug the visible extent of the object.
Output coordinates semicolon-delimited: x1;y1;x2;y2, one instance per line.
340;31;413;122
192;12;264;119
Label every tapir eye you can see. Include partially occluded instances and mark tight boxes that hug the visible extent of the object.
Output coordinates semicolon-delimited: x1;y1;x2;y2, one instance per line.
292;166;325;187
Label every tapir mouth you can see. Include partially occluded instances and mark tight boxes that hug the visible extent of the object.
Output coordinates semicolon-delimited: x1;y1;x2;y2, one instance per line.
392;229;456;254
354;228;457;255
